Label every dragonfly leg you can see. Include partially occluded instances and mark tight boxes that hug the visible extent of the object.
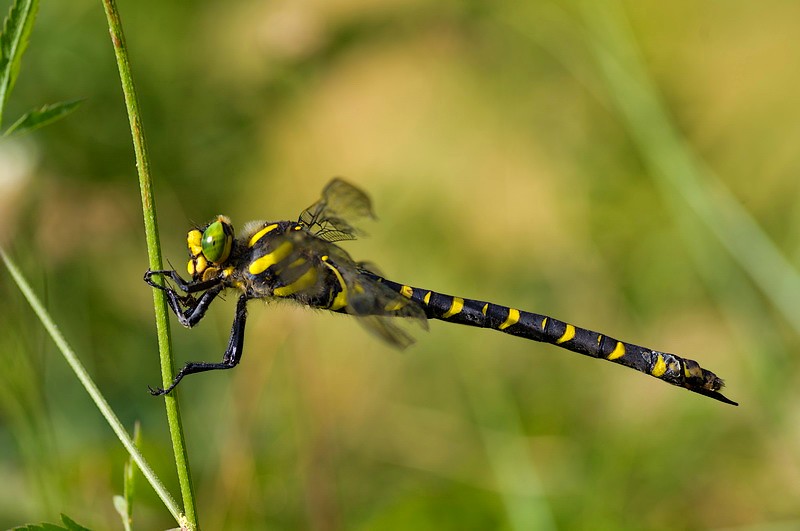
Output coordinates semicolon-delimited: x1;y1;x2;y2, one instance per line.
145;270;225;327
149;294;249;396
144;268;221;293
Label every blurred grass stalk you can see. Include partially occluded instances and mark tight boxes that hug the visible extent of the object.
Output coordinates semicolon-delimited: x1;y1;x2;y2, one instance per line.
462;369;557;531
578;0;800;335
0;248;183;524
100;0;198;527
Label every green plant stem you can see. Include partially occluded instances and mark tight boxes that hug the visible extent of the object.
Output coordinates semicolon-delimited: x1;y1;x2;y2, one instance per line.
100;0;198;528
0;248;185;526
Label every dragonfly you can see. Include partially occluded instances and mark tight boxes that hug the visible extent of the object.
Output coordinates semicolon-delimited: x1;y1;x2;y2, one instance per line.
145;178;737;405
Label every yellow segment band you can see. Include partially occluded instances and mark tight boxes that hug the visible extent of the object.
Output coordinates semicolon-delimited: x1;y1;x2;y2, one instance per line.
651;354;667;377
555;324;575;344
481;303;488;316
499;308;520;330
248;240;293;275
400;285;413;298
442;297;464;318
248;223;279;248
273;267;317;297
684;363;702;379
423;291;432;305
607;341;626;360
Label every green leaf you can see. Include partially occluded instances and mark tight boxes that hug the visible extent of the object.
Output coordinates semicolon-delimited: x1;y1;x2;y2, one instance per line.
0;0;40;128
12;514;92;531
59;515;91;531
4;99;82;136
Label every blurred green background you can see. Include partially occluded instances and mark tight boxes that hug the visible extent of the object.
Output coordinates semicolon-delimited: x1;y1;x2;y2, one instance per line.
1;0;798;529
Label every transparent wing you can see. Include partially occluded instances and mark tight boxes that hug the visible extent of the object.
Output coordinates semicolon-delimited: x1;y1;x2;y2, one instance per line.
332;257;429;350
350;281;429;350
298;178;375;242
356;260;384;276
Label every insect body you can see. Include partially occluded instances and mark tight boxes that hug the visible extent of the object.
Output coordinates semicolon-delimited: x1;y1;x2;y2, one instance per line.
145;179;737;405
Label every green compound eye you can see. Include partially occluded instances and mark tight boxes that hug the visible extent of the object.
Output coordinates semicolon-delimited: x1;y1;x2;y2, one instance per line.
201;220;233;264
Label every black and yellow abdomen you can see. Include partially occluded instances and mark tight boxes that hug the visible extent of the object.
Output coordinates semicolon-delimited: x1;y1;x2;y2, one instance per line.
367;273;735;405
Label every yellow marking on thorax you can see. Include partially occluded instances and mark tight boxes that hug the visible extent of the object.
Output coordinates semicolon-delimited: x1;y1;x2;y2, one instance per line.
248;223;279;248
442;297;464;318
400;285;413;298
651;354;667;377
321;256;348;310
481;303;488;315
498;308;520;330
555;324;575;344
248;240;293;275
273;267;318;297
607;341;626;360
423;291;432;305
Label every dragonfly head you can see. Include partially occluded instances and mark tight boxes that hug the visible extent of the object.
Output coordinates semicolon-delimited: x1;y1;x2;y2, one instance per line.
186;215;234;281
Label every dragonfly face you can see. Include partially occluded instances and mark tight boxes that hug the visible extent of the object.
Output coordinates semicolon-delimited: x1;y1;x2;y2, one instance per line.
186;215;234;283
145;178;737;405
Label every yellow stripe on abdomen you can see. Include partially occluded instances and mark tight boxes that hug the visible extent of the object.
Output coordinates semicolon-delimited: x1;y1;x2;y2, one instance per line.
555;324;575;344
498;308;519;330
607;341;626;360
651;354;667;377
442;297;464;318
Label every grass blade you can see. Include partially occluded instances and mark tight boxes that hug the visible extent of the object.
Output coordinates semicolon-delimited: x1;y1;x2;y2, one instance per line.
4;99;82;136
0;247;185;526
0;0;39;128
